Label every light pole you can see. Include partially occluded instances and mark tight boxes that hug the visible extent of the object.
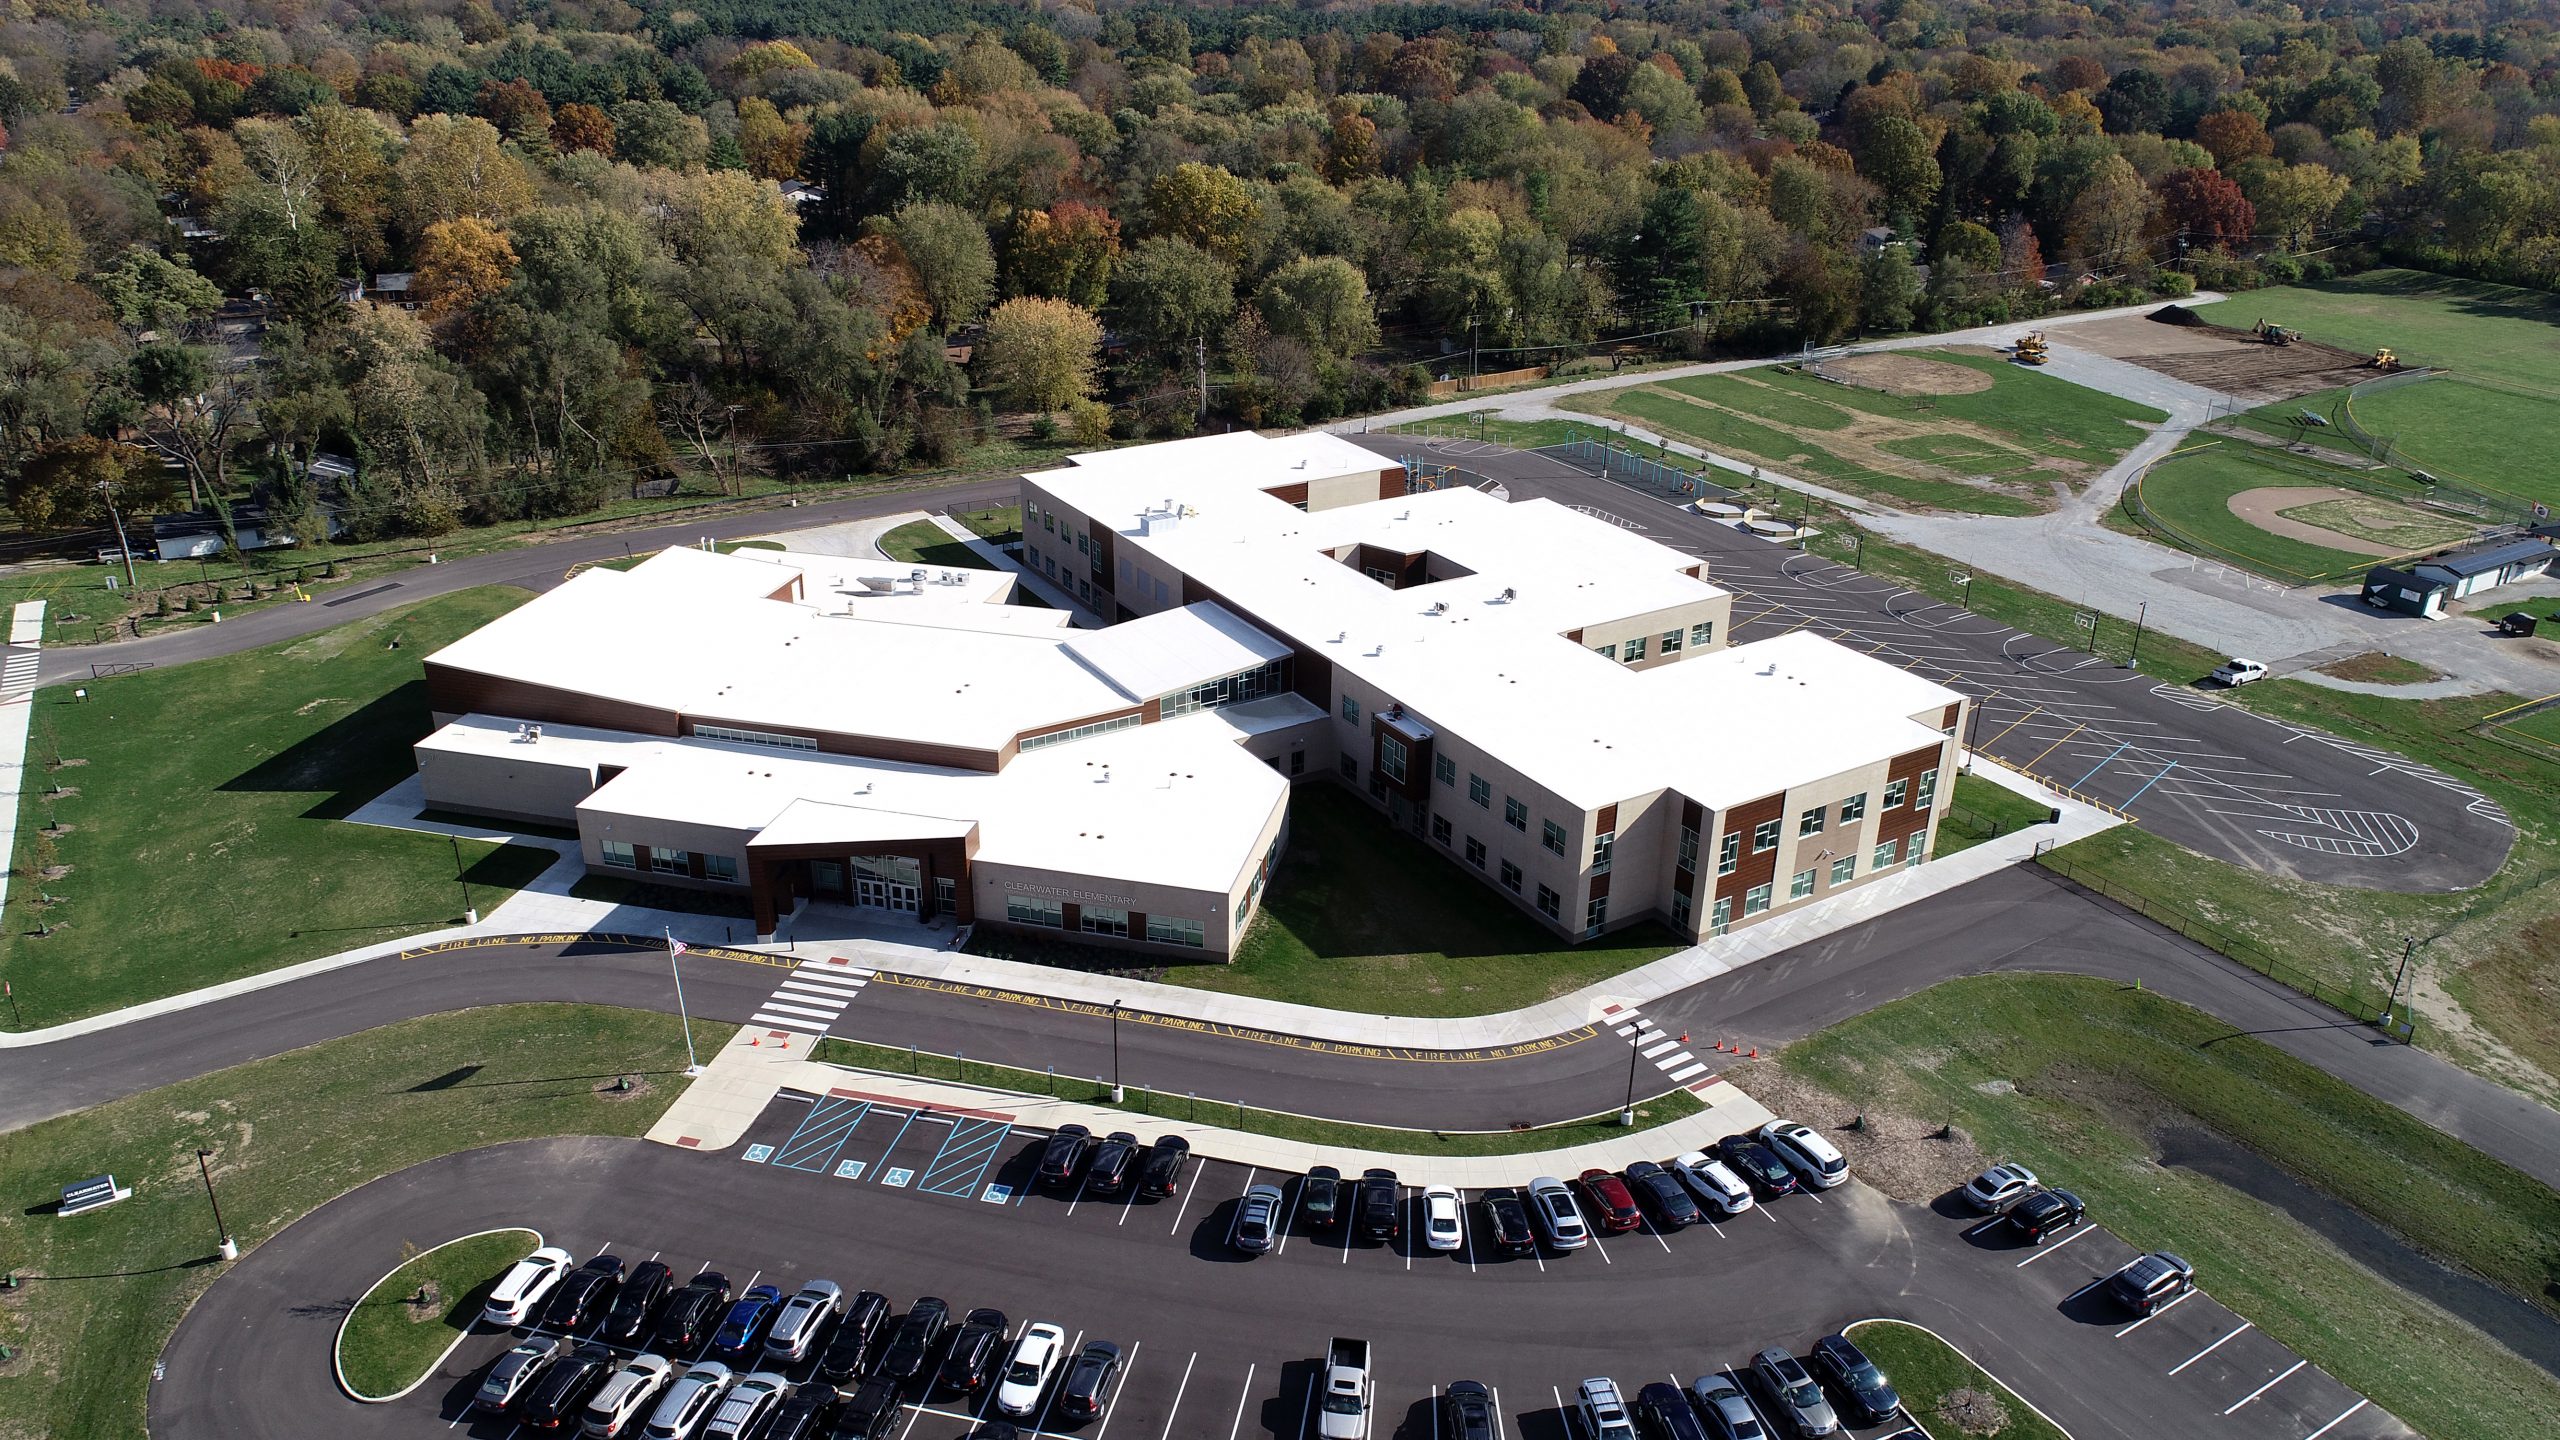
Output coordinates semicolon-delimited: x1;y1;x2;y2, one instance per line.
1951;571;1974;612
448;834;477;924
2125;600;2149;670
95;481;140;592
2381;936;2418;1035
1620;1035;1643;1127
1110;1001;1124;1102
197;1149;237;1260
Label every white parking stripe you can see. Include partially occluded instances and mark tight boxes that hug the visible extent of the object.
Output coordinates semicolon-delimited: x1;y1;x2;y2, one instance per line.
2222;1360;2305;1415
2114;1288;2197;1336
1089;1340;1140;1440
2013;1227;2093;1265
1164;1165;1201;1235
2302;1399;2369;1440
1274;1176;1303;1255
1156;1351;1198;1440
1226;1364;1257;1440
2167;1322;2251;1374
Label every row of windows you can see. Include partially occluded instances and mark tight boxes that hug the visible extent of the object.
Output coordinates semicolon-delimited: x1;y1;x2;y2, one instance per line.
1697;835;1919;937
599;842;738;883
694;724;818;752
1159;658;1288;719
1003;896;1209;949
1592;620;1715;664
1018;712;1143;752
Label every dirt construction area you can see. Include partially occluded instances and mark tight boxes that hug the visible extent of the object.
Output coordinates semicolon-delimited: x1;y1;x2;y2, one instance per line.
2061;308;2376;403
1822;350;1996;396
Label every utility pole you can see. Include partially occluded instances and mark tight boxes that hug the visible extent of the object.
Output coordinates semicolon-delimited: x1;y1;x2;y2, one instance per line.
1468;313;1480;384
96;481;140;592
197;1149;237;1260
2125;600;2149;670
2381;936;2418;1034
1194;336;1209;421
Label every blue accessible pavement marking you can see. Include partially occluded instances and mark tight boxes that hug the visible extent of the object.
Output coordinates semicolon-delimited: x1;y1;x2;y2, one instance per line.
982;1184;1014;1204
881;1168;915;1188
917;1117;1013;1198
742;1144;774;1164
773;1094;872;1174
834;1160;867;1180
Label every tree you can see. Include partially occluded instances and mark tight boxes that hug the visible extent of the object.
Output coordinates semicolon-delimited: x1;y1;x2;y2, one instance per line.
2373;39;2441;137
1858;115;1941;215
1324;109;1381;185
1148;163;1259;263
980;296;1103;412
1110;236;1235;350
1253;257;1378;359
871;122;983;210
1569;52;1638;121
2243;161;2349;248
2098;69;2168;135
1859;247;1923;333
879;203;996;329
2063;154;2156;266
397;114;534;230
412;217;518;324
2157;169;2255;252
125;341;252;506
737;98;809;182
6;436;164;532
612;99;709;171
476;79;552;145
2193;110;2273;170
552;102;615;157
1008;202;1121;309
91;246;222;337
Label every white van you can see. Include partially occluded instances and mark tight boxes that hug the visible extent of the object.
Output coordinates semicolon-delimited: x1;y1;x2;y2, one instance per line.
1759;1121;1850;1189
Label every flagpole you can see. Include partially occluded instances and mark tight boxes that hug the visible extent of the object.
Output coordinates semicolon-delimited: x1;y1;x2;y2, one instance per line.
667;928;701;1076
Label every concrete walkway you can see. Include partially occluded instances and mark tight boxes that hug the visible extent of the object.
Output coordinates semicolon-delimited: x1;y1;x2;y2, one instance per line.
0;601;44;917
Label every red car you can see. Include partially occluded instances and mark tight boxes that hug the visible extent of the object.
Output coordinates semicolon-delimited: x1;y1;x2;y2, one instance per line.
1573;1168;1643;1234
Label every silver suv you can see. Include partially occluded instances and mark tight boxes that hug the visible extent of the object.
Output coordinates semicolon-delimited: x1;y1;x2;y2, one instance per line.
764;1281;844;1363
1575;1377;1637;1440
1748;1350;1838;1437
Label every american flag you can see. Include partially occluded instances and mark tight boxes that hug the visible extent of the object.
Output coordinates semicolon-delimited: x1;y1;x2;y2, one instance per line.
668;938;690;957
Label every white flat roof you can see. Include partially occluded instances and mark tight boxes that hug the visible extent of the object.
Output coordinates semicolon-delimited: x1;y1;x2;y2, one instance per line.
1064;601;1291;702
1026;430;1390;515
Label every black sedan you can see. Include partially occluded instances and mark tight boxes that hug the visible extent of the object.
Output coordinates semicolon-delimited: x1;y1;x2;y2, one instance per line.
1038;1125;1092;1187
1478;1190;1537;1256
1715;1136;1800;1198
1137;1136;1190;1198
939;1307;1010;1395
1809;1333;1901;1427
816;1290;892;1383
877;1296;952;1382
651;1270;730;1356
538;1255;625;1335
1300;1166;1344;1229
1056;1340;1123;1422
598;1259;673;1346
1624;1160;1703;1229
516;1342;616;1430
1356;1168;1401;1240
1086;1131;1141;1195
1443;1380;1498;1440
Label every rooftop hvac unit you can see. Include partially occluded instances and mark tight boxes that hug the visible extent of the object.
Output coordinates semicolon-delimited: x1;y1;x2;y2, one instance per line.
1427;602;1447;615
1497;587;1517;603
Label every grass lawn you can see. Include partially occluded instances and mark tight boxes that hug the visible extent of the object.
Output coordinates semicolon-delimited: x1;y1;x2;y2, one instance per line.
1764;349;2167;458
2495;704;2560;748
0;1004;712;1440
2312;652;2445;685
1163;785;1685;1017
812;1036;1704;1153
1572;390;2045;516
2344;376;2560;510
2127;444;2396;582
336;1228;539;1399
1875;432;2038;473
1935;773;2057;855
1657;373;1855;431
878;518;998;570
1;588;560;1029
1783;974;2560;1440
1844;1321;2066;1440
2192;269;2560;393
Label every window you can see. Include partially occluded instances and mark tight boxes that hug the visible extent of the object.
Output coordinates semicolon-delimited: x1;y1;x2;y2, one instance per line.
1080;905;1130;939
1339;755;1359;781
1623;635;1647;663
1042;511;1055;532
935;876;955;910
1435;754;1457;786
1157;658;1288;719
1076;532;1089;555
1591;830;1614;874
1790;868;1817;901
1019;713;1143;751
1584;896;1608;936
1007;895;1064;928
702;854;740;883
695;724;818;751
1677;825;1699;872
1710;895;1734;933
1915;767;1940;809
1690;620;1715;647
1840;791;1868;822
1468;774;1491;808
1718;832;1741;874
1799;805;1826;837
1744;884;1772;917
1535;884;1561;920
1146;915;1206;948
1873;838;1900;869
1884;777;1908;809
1380;733;1408;783
1660;628;1683;654
1465;836;1486;869
1341;694;1360;723
1044;554;1058;578
650;848;692;875
1505;797;1529;831
1499;860;1523;894
600;840;637;870
1671;890;1693;930
1541;819;1568;855
1290;750;1306;776
1830;854;1856;886
1431;815;1452;846
1595;642;1617;660
1752;818;1781;852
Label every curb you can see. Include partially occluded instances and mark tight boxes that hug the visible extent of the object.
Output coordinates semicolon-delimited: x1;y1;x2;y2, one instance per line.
1841;1316;2079;1440
334;1227;542;1405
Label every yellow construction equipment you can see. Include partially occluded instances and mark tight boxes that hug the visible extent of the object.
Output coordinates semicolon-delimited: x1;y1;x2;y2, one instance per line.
2013;331;2050;364
2367;347;2401;370
2252;318;2298;346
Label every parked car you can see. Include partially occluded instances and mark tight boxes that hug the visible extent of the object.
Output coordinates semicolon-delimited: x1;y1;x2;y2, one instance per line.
815;1291;892;1383
485;1246;576;1328
1573;1168;1642;1233
522;1342;620;1430
1714;1136;1800;1198
765;1280;845;1364
641;1361;733;1440
705;1371;791;1439
542;1256;628;1335
581;1353;676;1438
1633;1381;1711;1440
1574;1377;1638;1440
1960;1164;2040;1214
1300;1166;1344;1229
1038;1125;1092;1187
653;1272;733;1358
1669;1151;1755;1218
477;1338;568;1415
2108;1251;2197;1314
1230;1182;1285;1254
1056;1340;1123;1422
2210;657;2269;687
1422;1185;1466;1251
832;1377;904;1440
995;1322;1069;1417
1623;1161;1701;1229
1758;1122;1848;1190
877;1297;952;1382
709;1285;783;1364
1443;1380;1498;1440
1137;1136;1190;1198
1807;1335;1899;1428
1526;1176;1589;1250
1356;1168;1401;1240
1688;1375;1767;1440
760;1382;837;1440
939;1308;1010;1395
1478;1189;1537;1256
1748;1349;1840;1438
602;1261;676;1346
1086;1131;1141;1195
2007;1188;2087;1245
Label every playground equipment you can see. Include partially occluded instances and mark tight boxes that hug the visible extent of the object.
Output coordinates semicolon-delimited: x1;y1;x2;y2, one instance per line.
2251;319;2300;346
2012;331;2049;365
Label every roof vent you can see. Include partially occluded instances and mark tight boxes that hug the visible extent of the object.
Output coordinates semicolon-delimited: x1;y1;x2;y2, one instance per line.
1427;602;1447;615
1497;587;1517;603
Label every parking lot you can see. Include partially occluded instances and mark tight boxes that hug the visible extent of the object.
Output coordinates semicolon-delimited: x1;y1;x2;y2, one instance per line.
159;1096;2413;1440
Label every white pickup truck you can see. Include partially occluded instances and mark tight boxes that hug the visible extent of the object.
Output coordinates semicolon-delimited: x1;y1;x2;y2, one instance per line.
1317;1337;1373;1440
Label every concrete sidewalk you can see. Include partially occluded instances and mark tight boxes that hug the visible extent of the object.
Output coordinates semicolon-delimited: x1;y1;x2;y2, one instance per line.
643;1020;1778;1186
0;600;45;918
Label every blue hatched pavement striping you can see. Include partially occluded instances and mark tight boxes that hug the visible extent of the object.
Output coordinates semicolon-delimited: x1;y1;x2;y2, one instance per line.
915;1116;1014;1197
773;1094;872;1173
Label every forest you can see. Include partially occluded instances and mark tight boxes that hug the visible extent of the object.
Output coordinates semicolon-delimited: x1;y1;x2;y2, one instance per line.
1;0;2555;545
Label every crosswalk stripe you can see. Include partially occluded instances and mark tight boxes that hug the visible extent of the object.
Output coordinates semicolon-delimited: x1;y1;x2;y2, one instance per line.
749;1013;823;1030
774;981;857;1004
785;972;871;994
1667;1062;1710;1082
755;999;840;1021
1641;1039;1680;1057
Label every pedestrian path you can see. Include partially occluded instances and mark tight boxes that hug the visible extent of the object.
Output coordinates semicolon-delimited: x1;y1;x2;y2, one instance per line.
1602;1003;1718;1090
748;955;876;1034
0;601;44;918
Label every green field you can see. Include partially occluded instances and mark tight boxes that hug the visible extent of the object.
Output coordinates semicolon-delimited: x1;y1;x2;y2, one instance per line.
1657;373;1855;430
1759;349;2167;457
1780;973;2560;1440
0;588;559;1028
0;1004;711;1440
1845;1321;2067;1440
1875;432;2040;472
1935;773;2057;855
2127;444;2401;582
336;1228;539;1399
880;518;998;569
1572;389;2047;516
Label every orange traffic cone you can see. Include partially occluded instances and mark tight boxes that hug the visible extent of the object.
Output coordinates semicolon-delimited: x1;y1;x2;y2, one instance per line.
748;1036;760;1047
